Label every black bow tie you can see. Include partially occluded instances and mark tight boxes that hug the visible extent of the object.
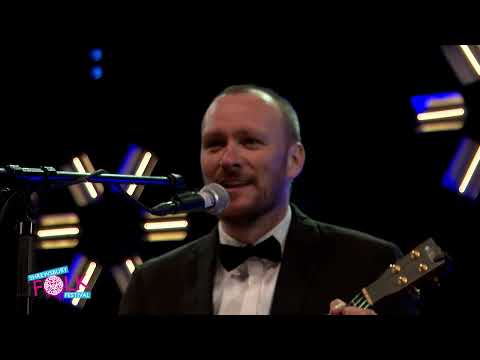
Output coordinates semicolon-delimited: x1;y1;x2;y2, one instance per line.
219;236;282;271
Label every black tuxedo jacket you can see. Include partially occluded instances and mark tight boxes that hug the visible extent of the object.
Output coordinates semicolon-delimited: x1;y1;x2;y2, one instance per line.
119;205;418;315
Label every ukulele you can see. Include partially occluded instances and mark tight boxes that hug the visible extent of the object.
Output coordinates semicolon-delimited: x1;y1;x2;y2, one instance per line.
347;238;448;309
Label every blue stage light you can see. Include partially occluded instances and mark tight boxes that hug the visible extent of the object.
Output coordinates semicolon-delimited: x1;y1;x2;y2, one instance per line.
89;48;103;62
89;65;103;80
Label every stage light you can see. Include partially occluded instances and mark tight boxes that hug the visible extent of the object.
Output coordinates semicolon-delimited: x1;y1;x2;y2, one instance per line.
441;45;480;85
37;227;80;238
71;293;82;307
410;92;465;133
62;154;104;207
416;121;464;133
442;137;480;200
143;212;188;242
73;157;98;199
37;239;79;250
126;151;153;195
89;48;103;62
118;144;158;200
82;261;97;284
86;48;107;81
39;213;79;226
459;144;480;194
36;213;81;250
144;219;189;230
417;108;465;121
89;65;103;80
125;259;135;274
111;256;143;293
146;231;188;242
459;45;480;77
67;255;102;308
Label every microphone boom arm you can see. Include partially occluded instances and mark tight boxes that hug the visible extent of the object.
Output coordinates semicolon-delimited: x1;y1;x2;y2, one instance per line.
0;165;185;189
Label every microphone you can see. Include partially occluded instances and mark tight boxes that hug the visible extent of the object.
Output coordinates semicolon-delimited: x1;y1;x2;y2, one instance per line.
150;183;230;216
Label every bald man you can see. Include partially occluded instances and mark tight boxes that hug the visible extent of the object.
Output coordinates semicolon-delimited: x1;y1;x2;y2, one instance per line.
119;85;418;316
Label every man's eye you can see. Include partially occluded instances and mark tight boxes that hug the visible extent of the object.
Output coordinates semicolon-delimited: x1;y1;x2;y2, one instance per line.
204;141;223;149
244;138;262;146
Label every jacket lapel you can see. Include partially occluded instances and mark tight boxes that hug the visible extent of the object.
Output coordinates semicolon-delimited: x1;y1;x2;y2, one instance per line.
270;206;329;315
189;228;218;314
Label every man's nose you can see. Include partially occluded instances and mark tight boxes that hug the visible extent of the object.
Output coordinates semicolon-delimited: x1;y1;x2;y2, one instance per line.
219;142;241;169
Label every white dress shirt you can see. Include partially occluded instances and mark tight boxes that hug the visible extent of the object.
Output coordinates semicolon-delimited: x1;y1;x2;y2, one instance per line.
213;206;292;315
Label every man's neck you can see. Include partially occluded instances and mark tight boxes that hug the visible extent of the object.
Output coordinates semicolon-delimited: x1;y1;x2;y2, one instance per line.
219;204;289;245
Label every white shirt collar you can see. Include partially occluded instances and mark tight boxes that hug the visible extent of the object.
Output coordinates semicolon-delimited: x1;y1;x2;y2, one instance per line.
218;205;291;254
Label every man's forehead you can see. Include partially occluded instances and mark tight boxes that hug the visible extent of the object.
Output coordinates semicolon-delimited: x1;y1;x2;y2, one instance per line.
204;92;281;123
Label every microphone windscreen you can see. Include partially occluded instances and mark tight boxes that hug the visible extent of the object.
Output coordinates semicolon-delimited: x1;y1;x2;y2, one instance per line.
201;183;230;215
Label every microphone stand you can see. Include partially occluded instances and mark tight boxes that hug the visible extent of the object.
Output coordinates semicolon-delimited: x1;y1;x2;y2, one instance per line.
15;189;34;315
0;164;185;315
0;165;184;187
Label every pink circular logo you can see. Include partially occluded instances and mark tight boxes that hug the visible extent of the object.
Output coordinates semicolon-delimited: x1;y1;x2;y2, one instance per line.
43;276;64;296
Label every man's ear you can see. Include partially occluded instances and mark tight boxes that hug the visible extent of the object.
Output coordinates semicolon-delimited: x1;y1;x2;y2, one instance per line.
287;142;305;180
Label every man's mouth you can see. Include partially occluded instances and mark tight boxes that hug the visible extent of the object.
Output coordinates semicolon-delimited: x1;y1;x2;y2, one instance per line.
220;181;251;189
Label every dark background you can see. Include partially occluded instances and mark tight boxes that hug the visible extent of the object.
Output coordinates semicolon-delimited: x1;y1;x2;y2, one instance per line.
2;41;477;316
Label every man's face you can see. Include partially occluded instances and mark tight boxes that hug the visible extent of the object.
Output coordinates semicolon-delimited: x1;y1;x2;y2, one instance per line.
201;93;295;221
